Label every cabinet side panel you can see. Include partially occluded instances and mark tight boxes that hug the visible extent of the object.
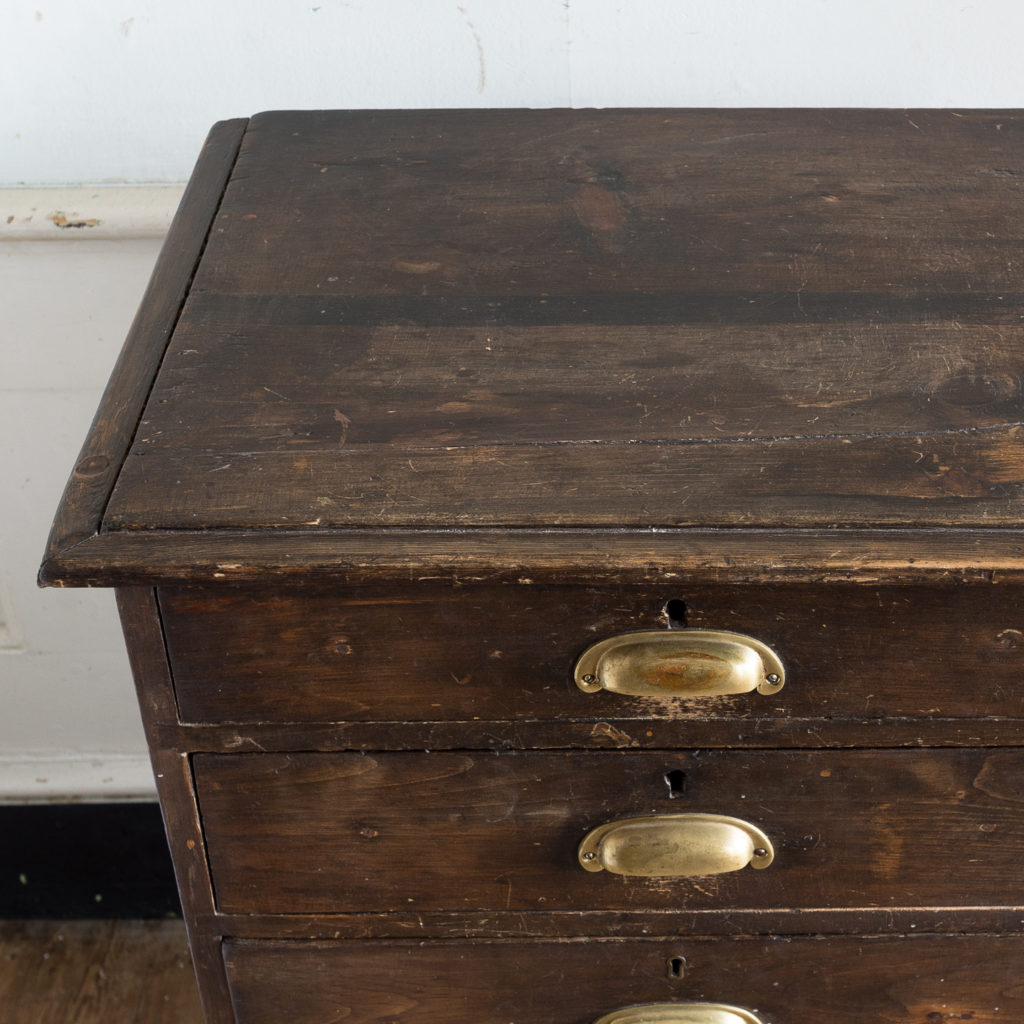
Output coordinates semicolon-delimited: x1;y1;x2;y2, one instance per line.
115;586;232;1024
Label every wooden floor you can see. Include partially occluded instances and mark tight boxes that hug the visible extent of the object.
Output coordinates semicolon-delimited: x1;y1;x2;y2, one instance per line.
0;920;202;1024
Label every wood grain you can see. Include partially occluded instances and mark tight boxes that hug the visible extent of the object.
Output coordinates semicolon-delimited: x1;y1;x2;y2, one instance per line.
38;118;246;585
160;582;1024;731
39;528;1024;588
146;717;1024;756
115;587;234;1024
39;109;1024;584
106;426;1024;530
212;905;1024;941
39;110;1024;1023
194;748;1024;915
101;108;1024;535
202;109;1024;298
0;920;201;1024
124;319;1024;447
223;934;1024;1024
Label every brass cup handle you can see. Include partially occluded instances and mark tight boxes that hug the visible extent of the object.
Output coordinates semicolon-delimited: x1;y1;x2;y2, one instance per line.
574;629;784;697
579;813;774;876
594;1004;764;1024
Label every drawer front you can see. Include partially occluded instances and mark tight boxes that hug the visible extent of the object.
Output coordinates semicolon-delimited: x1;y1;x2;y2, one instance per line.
162;583;1024;731
195;749;1024;915
223;935;1024;1024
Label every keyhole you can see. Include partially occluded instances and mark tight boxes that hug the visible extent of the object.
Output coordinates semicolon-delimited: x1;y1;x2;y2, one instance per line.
663;599;688;629
664;769;687;798
667;955;687;979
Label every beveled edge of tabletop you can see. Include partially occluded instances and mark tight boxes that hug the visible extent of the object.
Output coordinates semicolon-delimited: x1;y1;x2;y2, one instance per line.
38;117;249;589
38;526;1024;587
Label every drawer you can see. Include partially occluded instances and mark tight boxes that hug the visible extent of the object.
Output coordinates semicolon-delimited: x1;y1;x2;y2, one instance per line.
162;583;1024;732
194;748;1024;915
222;934;1024;1024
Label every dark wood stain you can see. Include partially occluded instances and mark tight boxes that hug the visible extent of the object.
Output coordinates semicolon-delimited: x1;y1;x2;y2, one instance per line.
208;906;1024;941
223;934;1024;1024
159;583;1024;730
38;108;1024;582
105;429;1024;531
127;318;1024;447
42;528;1024;588
116;589;235;1024
194;748;1024;915
39;119;246;583
203;110;1024;298
41;111;1024;1022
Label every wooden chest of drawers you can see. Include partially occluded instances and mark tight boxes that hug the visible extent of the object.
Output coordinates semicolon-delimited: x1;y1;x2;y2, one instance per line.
42;110;1024;1023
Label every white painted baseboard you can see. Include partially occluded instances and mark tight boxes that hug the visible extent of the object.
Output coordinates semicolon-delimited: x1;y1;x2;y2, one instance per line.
2;191;176;803
0;755;157;803
0;185;184;240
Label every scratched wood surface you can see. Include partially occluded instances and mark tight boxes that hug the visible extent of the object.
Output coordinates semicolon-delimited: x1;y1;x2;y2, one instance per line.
223;934;1024;1024
194;748;1024;915
0;920;201;1024
39;114;1024;1023
198;109;1024;297
41;529;1024;588
39;119;245;577
99;108;1024;536
160;582;1024;731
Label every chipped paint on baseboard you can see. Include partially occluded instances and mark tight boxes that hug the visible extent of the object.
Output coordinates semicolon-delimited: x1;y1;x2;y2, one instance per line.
50;212;102;230
0;186;185;240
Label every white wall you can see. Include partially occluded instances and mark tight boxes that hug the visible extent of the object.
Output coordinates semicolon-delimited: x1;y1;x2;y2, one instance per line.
4;0;1024;799
2;236;164;800
6;0;1024;186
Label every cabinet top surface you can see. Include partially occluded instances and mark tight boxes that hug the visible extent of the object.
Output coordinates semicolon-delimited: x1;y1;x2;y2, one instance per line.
42;109;1024;584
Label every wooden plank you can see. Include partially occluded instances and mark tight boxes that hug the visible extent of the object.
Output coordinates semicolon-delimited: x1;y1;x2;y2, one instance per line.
160;582;1024;730
194;748;1024;915
200;109;1024;298
0;920;201;1024
105;424;1024;530
215;905;1024;940
38;527;1024;587
126;319;1024;448
172;289;1024;326
115;588;234;1024
38;118;247;586
145;717;1024;755
223;934;1024;1024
